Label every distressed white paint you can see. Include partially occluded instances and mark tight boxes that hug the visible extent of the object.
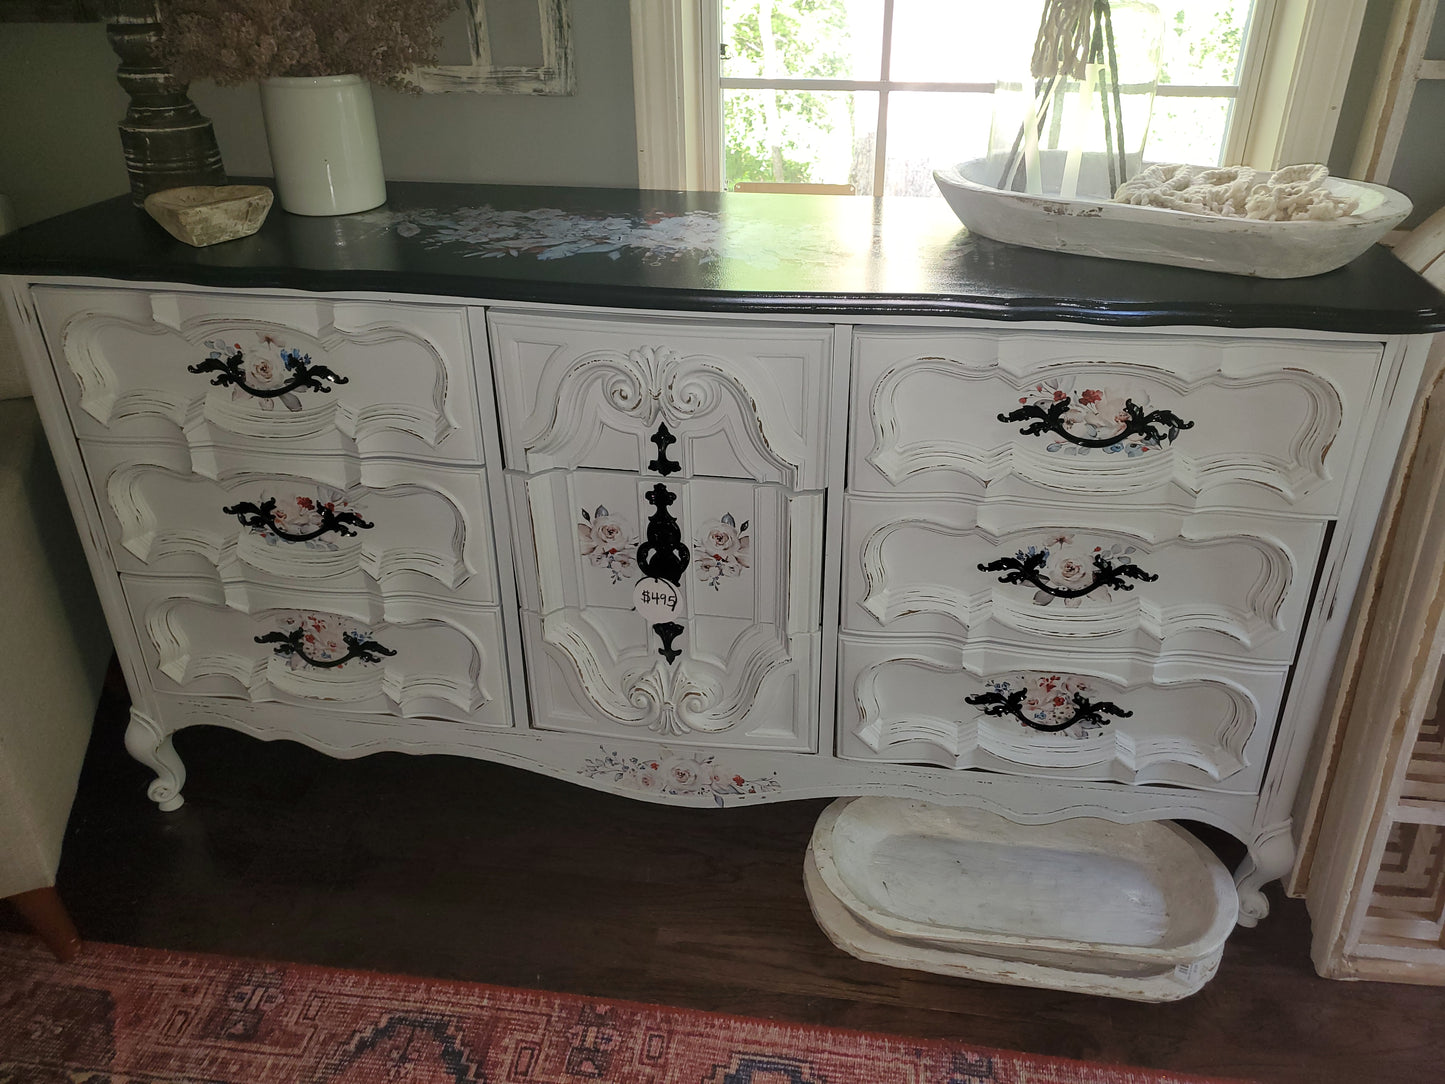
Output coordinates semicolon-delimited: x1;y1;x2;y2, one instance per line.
1;273;1428;961
805;797;1236;1000
934;157;1411;278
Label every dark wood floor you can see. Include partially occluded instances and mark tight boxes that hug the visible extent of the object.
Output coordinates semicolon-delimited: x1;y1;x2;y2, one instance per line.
10;677;1445;1084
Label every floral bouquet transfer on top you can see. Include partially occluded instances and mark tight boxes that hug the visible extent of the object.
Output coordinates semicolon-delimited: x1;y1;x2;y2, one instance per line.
1017;376;1185;457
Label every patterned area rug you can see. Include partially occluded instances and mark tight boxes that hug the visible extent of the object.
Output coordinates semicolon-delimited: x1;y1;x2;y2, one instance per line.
0;933;1248;1083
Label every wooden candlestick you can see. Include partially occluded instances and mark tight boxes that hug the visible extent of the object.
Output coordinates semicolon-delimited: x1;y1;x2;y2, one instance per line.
105;0;225;206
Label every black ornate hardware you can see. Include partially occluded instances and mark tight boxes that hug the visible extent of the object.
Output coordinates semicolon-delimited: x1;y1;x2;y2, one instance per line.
188;345;347;399
224;497;374;542
965;686;1133;733
648;421;681;476
653;622;686;665
998;396;1193;449
637;483;690;664
255;628;396;669
978;550;1157;598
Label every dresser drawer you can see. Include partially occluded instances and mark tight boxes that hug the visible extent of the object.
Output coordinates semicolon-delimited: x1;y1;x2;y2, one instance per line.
490;309;834;487
842;495;1324;662
838;634;1281;792
125;575;511;727
851;327;1384;513
34;286;486;466
85;442;499;608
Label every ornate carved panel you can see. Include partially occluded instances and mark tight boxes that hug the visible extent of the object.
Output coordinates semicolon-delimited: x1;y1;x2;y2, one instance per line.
127;576;510;727
513;468;823;750
838;635;1281;791
490;310;833;486
89;444;498;609
852;328;1381;513
844;496;1322;661
34;287;483;466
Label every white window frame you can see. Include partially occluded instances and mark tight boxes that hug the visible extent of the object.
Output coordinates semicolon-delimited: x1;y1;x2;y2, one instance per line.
630;0;1371;192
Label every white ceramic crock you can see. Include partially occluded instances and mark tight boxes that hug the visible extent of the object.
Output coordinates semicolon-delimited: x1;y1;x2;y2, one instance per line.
258;75;386;216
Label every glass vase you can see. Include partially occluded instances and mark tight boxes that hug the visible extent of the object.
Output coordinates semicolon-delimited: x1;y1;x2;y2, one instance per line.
988;0;1164;199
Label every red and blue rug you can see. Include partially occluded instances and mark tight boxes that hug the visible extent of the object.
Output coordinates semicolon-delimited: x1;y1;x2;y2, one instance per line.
0;932;1249;1083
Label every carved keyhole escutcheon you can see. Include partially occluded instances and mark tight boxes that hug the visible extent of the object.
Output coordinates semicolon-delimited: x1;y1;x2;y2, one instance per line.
649;421;681;475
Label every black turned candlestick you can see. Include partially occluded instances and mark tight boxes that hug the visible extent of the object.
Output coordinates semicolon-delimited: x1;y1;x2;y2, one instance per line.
104;0;225;206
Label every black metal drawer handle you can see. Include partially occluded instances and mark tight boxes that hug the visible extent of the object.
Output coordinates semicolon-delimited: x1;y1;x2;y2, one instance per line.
255;628;396;668
999;396;1193;449
224;498;374;542
978;550;1158;599
189;345;347;399
965;686;1133;733
637;482;690;664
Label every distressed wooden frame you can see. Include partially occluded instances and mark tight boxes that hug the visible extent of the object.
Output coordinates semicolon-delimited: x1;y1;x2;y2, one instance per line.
412;0;574;96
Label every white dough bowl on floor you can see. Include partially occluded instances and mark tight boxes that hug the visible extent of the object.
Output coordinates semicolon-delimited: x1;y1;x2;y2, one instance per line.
804;797;1238;1001
933;153;1411;278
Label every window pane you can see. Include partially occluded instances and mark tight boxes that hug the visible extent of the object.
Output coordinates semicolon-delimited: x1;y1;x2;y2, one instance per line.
889;1;1037;84
1155;0;1253;85
723;89;878;190
1148;95;1235;165
722;0;885;81
883;92;995;197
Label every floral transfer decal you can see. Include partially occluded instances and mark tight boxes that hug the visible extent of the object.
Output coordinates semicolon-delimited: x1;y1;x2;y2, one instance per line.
1017;377;1182;456
971;673;1113;739
693;513;750;589
199;335;325;412
579;505;640;583
362;205;847;270
1013;533;1145;607
270;613;381;671
244;487;358;551
580;748;781;807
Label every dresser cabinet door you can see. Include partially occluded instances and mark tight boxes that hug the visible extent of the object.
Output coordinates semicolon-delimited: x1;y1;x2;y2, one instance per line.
33;287;485;469
126;577;511;727
513;469;823;751
490;310;833;487
852;328;1382;514
838;636;1281;791
843;495;1324;661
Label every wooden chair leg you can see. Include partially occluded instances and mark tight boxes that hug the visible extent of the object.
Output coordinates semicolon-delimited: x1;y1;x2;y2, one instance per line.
7;886;82;962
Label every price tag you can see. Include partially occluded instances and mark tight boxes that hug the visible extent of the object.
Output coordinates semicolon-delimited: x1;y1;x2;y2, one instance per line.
633;577;682;622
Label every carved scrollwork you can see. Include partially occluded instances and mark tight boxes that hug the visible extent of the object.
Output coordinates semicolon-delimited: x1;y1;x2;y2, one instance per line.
979;549;1158;599
255;627;397;669
188;343;348;399
998;396;1193;449
224;497;374;542
965;685;1133;733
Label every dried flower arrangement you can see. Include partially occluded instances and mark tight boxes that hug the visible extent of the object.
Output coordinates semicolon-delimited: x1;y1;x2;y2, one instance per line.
159;0;454;90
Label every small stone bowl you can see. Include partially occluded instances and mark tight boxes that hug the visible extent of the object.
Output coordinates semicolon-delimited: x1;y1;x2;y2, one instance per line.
144;185;274;247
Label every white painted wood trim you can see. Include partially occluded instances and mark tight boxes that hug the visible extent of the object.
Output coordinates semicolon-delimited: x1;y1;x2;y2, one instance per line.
1227;0;1370;169
1349;0;1440;183
630;0;721;191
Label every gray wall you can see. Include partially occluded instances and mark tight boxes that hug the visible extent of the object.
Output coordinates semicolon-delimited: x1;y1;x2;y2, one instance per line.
0;23;131;227
0;1;638;229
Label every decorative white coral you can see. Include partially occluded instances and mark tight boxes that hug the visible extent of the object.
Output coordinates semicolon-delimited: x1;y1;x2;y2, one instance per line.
1114;163;1360;222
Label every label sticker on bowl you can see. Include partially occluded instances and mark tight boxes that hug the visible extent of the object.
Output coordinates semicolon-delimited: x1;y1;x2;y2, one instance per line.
634;577;682;622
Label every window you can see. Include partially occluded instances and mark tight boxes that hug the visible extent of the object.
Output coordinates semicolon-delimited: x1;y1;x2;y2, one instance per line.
630;0;1372;194
719;0;1260;196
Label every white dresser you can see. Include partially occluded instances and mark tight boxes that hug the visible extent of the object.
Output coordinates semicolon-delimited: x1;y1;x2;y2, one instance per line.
3;185;1442;941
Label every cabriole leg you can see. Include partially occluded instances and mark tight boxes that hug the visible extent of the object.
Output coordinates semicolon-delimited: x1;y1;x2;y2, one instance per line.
124;708;186;812
1234;820;1294;927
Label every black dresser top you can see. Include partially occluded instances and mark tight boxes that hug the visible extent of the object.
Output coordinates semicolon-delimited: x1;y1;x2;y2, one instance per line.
2;181;1443;334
